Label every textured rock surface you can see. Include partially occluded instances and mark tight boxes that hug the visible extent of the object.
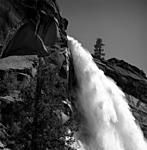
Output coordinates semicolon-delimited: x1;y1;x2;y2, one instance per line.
0;55;38;149
0;55;38;98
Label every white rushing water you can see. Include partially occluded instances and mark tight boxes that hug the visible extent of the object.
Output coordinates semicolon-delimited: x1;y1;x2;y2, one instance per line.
67;36;147;150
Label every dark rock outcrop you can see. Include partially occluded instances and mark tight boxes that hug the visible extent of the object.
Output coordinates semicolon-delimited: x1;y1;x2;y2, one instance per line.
0;55;38;100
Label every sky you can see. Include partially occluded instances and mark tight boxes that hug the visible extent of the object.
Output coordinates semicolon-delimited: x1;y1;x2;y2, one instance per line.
58;0;147;74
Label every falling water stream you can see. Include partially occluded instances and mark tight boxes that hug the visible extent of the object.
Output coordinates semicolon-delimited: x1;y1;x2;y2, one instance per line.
67;36;147;150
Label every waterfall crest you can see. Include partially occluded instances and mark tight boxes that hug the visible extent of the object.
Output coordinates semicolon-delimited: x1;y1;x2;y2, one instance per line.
67;36;147;150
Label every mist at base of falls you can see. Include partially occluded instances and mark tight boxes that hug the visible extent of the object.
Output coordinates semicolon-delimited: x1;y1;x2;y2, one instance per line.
67;36;147;150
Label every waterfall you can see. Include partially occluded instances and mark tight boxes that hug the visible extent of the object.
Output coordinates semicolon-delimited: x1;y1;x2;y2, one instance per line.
67;36;147;150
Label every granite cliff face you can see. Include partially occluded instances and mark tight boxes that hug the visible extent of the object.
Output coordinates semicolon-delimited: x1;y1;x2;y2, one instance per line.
0;55;38;100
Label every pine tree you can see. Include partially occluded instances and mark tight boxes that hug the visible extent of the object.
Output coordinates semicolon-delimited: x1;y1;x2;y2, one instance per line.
93;38;105;60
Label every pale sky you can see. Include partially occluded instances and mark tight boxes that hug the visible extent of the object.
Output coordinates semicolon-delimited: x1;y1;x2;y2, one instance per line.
58;0;147;74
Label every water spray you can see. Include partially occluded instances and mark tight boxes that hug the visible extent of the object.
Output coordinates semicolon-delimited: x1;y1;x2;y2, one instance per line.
67;36;147;150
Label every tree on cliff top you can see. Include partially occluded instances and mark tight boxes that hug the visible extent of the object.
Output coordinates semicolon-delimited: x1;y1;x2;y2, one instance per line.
93;38;105;60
